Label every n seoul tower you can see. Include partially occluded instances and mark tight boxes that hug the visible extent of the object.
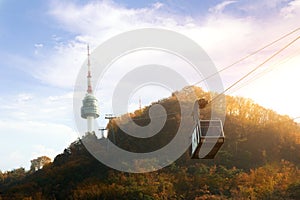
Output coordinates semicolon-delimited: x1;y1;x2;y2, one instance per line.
81;45;100;135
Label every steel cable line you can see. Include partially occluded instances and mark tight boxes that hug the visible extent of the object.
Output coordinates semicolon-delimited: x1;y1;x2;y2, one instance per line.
123;35;300;122
208;36;300;105
113;31;300;122
227;48;300;94
192;27;300;86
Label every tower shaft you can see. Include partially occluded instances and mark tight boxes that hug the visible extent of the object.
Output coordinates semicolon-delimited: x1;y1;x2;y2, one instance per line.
87;116;94;133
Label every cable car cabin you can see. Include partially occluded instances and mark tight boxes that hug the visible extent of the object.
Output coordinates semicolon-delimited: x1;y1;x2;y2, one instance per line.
190;100;225;159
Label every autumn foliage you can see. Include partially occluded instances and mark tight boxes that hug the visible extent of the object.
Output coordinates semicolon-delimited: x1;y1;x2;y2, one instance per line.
0;86;299;199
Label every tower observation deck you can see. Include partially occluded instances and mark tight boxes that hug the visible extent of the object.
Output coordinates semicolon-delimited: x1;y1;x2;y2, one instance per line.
81;45;100;134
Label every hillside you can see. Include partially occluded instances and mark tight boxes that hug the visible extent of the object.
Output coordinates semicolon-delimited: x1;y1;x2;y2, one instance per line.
0;86;300;200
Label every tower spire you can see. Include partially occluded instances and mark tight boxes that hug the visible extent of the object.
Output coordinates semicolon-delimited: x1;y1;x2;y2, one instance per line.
87;44;93;94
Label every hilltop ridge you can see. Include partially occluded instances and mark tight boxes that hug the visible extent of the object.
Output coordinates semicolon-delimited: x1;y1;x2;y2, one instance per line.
1;86;300;199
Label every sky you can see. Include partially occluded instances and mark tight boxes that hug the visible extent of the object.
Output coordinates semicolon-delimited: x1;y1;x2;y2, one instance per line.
0;0;299;171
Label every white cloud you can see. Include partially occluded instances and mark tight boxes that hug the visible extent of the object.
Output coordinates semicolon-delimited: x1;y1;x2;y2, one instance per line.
9;151;25;163
31;145;60;161
49;0;160;37
17;93;33;102
280;0;300;18
32;42;87;88
23;1;192;89
0;120;77;141
48;92;73;101
34;0;296;89
34;43;43;48
34;43;44;55
152;2;163;10
0;90;79;171
236;0;290;16
0;119;78;170
38;0;300;116
2;0;300;171
4;151;28;170
209;1;237;15
0;92;73;123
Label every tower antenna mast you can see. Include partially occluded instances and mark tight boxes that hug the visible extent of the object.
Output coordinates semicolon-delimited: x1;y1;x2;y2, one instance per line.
139;96;142;111
87;45;93;94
